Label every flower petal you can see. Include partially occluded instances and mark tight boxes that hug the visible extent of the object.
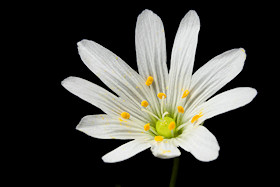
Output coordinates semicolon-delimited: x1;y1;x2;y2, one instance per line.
177;126;219;162
102;139;151;163
135;9;168;94
188;87;257;124
167;10;200;113
150;139;181;159
77;39;160;116
185;48;246;114
62;76;148;122
76;115;149;140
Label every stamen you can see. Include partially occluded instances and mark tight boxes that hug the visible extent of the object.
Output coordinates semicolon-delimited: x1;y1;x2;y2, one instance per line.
154;136;163;142
157;93;167;99
144;123;150;131
177;106;184;113
157;93;167;115
141;108;160;120
182;89;190;98
141;100;149;107
145;76;153;86
191;112;203;123
121;112;130;119
168;121;175;131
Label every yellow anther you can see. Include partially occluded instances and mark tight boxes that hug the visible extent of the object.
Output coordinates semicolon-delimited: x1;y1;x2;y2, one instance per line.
141;100;149;107
145;76;154;86
144;123;150;131
168;121;175;131
157;93;167;99
121;112;130;119
191;112;203;123
182;89;190;98
154;136;164;142
177;106;184;113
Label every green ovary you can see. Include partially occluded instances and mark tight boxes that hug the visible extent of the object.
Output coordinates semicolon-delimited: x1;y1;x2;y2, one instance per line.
156;117;176;138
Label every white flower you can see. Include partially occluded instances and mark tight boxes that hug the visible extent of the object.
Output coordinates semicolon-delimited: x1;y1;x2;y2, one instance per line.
62;10;257;163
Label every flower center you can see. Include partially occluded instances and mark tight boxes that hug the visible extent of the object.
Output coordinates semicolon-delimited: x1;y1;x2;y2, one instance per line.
156;117;176;138
120;76;202;141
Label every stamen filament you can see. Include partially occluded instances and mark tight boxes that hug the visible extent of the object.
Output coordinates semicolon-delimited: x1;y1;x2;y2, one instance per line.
161;97;165;116
157;93;167;116
176;122;187;131
149;126;158;135
141;108;160;120
162;111;169;119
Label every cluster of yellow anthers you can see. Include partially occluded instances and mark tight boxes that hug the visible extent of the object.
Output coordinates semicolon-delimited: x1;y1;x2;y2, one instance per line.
120;76;203;142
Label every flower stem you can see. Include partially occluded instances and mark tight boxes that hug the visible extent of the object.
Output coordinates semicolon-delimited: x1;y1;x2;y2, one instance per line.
169;157;180;187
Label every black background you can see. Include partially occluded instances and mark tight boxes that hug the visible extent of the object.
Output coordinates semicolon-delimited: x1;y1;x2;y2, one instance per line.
16;1;272;186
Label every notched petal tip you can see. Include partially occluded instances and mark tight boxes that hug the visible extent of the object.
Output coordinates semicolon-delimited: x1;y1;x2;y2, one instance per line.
77;39;92;51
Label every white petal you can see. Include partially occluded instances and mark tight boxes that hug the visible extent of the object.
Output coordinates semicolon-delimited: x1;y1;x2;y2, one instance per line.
62;77;148;122
192;87;257;124
177;126;219;162
150;140;181;159
77;39;160;116
76;115;149;140
185;48;246;113
167;10;200;113
135;9;168;94
102;140;151;163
